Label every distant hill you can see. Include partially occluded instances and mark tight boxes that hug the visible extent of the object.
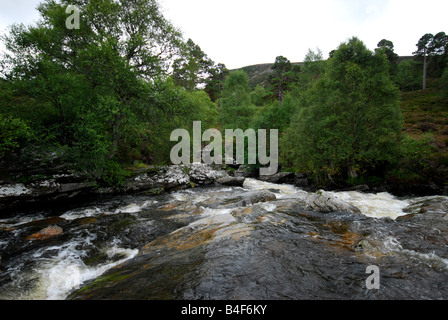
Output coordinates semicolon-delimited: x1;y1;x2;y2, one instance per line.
231;62;303;89
233;56;414;89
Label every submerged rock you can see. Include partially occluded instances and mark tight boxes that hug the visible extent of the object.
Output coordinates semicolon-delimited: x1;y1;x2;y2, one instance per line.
26;225;63;241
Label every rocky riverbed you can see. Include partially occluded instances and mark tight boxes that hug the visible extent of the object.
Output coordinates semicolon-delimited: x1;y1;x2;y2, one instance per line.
1;167;447;300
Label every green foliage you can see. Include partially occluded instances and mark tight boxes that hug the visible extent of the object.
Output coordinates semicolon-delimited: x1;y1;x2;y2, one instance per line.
218;70;256;130
386;134;437;185
282;37;403;182
0;0;218;187
1;1;444;192
204;63;229;102
396;59;422;91
376;39;399;76
250;85;267;106
413;32;448;87
172;39;214;90
0;114;31;156
399;134;435;165
440;67;448;97
297;48;326;90
269;56;300;102
251;92;297;134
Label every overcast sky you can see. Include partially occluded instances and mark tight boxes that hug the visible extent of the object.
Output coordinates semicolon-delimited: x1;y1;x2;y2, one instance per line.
1;0;447;69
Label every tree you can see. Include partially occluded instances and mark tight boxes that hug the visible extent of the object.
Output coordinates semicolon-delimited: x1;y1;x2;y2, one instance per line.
172;38;214;90
440;67;448;97
250;85;267;106
251;92;297;134
204;63;229;102
413;32;448;88
376;39;399;76
414;33;434;89
297;48;326;90
218;70;256;130
429;32;448;77
269;56;300;102
282;37;403;183
395;59;422;91
0;0;210;185
0;114;31;156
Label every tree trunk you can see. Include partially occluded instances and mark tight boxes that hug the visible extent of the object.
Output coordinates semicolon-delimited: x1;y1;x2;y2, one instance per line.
347;165;358;179
423;53;427;90
111;113;122;158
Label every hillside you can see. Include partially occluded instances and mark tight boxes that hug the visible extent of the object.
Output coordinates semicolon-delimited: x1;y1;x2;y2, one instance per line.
397;79;448;191
235;56;414;89
233;62;303;88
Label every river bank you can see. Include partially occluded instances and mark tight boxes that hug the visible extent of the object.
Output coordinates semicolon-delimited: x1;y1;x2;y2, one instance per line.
2;158;446;216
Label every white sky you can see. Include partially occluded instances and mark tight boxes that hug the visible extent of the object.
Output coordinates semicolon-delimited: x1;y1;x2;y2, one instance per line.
1;0;447;69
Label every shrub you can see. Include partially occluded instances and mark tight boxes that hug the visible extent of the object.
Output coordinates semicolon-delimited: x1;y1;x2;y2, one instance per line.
0;114;31;156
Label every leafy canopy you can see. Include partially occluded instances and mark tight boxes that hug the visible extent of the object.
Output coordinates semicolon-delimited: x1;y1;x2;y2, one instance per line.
282;37;403;182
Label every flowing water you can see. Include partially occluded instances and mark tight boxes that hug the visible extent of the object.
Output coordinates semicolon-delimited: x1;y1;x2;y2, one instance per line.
1;178;447;300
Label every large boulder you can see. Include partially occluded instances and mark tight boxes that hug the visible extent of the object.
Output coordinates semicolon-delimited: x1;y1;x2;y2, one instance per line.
216;177;246;187
402;196;448;215
302;190;361;214
258;172;295;184
235;190;277;207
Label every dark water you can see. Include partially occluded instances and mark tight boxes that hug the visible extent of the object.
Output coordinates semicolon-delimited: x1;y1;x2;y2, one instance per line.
1;179;447;300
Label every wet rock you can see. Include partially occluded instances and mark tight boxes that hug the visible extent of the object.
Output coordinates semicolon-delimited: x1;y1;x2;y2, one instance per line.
302;190;361;214
258;172;295;184
403;197;448;214
188;163;226;185
234;165;256;178
60;185;448;300
341;185;370;192
0;175;95;212
26;225;63;241
124;164;226;193
0;164;228;212
0;184;32;198
294;178;309;188
216;177;246;187
229;205;268;223
235;190;276;207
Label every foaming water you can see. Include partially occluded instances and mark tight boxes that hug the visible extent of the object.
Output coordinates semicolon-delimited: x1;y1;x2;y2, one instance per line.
327;191;411;219
243;178;307;199
39;244;138;300
60;199;156;220
0;227;138;300
243;178;411;219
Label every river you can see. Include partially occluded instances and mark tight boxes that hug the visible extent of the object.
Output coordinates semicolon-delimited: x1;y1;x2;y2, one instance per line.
1;178;447;300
